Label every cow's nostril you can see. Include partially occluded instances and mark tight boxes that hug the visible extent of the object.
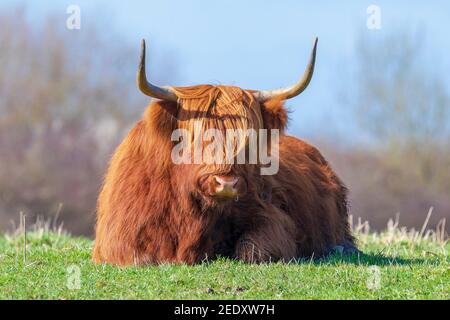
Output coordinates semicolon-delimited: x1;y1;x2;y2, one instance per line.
214;176;222;186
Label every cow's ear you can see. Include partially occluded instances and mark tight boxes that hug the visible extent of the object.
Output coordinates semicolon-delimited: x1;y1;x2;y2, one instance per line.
260;99;288;131
156;100;179;119
144;100;178;136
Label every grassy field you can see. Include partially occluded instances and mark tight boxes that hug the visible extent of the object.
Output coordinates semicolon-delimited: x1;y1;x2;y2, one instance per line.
0;215;448;300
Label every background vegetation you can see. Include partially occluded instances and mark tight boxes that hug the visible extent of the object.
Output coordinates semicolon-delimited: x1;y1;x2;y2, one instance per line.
0;6;449;235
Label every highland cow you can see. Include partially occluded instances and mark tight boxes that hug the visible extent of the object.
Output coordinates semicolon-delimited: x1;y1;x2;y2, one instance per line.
93;38;357;266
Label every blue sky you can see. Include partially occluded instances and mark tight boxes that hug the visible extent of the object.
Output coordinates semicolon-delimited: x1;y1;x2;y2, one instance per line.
2;1;449;141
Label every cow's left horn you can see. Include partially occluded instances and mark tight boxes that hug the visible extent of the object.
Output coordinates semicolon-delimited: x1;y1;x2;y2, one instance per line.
137;39;178;101
253;37;318;102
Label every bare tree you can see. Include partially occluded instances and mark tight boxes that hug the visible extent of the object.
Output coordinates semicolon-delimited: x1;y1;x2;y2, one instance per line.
0;8;178;235
354;32;449;146
333;31;450;230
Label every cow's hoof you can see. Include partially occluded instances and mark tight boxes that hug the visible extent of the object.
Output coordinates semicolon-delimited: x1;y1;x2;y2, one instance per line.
332;240;360;255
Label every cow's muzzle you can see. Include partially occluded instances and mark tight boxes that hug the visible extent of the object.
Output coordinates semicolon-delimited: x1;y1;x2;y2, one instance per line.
201;175;247;201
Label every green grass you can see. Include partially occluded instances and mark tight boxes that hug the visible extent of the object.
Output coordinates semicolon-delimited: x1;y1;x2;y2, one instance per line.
0;215;448;300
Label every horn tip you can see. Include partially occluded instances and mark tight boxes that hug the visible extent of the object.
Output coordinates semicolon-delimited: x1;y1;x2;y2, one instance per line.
139;39;146;65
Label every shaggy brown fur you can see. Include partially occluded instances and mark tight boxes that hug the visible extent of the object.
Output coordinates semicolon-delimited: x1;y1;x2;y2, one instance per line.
93;85;355;266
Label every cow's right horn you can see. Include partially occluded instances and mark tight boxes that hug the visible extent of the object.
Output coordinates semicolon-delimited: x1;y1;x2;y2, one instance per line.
137;39;178;102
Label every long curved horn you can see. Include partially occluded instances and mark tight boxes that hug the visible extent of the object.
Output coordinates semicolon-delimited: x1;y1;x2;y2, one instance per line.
253;37;318;102
136;39;178;101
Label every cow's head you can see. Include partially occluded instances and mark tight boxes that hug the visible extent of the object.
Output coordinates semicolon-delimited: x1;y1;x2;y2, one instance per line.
136;39;317;208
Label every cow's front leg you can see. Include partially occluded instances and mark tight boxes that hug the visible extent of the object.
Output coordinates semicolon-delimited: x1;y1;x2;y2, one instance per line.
174;216;219;264
176;236;215;265
234;209;297;263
